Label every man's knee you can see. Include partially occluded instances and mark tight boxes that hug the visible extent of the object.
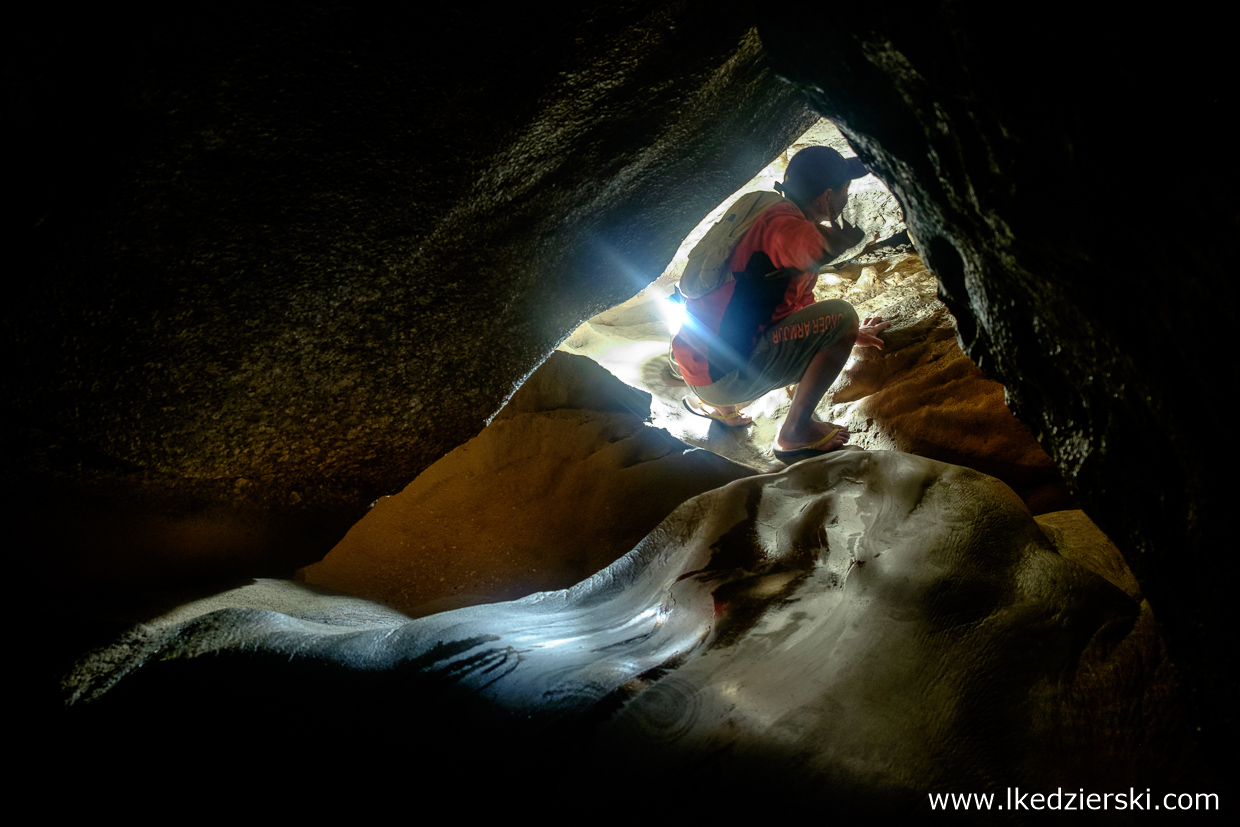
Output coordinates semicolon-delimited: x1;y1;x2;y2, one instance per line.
843;303;859;332
833;302;859;343
817;299;857;331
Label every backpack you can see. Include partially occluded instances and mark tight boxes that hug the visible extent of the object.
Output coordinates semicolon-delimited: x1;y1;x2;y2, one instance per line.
677;191;789;299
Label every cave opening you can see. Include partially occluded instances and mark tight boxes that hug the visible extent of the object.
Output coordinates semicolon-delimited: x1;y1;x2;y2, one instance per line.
557;117;911;468
302;117;1075;620
40;6;1219;796
553;117;1070;514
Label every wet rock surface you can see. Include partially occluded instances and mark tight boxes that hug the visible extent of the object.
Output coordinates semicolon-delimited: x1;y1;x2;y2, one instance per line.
15;0;1232;785
65;452;1190;810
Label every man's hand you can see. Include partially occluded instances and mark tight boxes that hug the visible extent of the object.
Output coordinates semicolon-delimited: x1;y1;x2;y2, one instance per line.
856;316;890;349
833;216;866;249
817;218;866;261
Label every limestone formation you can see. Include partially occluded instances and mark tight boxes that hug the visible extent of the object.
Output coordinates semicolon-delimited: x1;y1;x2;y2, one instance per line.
821;253;1071;513
566;247;1069;513
66;453;1189;809
14;0;1232;779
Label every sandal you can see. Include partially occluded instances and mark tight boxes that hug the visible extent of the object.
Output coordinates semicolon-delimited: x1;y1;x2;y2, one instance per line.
773;427;845;464
681;396;752;428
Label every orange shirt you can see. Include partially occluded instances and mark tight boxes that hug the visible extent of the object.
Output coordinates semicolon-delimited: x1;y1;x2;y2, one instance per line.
672;201;825;386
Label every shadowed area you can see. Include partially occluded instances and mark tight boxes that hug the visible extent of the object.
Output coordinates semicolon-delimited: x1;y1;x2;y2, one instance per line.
755;5;1235;753
65;451;1188;811
8;5;816;588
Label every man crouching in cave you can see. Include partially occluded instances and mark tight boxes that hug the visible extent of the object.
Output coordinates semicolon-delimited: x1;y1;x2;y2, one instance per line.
673;146;888;461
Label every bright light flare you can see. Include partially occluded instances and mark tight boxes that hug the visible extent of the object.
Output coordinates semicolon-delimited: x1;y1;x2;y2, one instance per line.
661;296;687;336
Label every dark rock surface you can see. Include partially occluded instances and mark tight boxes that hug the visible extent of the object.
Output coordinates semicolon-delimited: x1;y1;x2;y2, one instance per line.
757;3;1235;757
64;453;1191;811
7;5;815;582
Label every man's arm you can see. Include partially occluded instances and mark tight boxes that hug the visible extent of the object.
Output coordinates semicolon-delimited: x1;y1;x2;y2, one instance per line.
762;207;865;273
816;216;867;263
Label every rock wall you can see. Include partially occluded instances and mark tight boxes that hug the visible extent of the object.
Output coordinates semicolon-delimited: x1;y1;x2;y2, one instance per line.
756;2;1235;755
7;4;816;579
14;0;1232;775
822;253;1072;513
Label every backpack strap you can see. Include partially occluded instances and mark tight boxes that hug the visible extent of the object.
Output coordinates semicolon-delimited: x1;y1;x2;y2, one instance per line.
678;191;787;299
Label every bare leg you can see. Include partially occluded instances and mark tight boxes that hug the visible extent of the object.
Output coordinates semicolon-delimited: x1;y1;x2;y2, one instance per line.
777;318;859;450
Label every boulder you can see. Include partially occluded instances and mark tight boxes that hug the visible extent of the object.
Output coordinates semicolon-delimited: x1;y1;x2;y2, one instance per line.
303;352;755;616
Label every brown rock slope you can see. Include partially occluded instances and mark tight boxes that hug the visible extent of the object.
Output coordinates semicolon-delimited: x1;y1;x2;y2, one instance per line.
820;253;1072;513
1033;509;1188;770
67;457;1192;809
303;352;755;616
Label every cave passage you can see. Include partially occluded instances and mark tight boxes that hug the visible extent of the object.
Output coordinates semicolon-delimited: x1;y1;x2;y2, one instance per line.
30;4;1221;795
555;115;1070;515
558;119;906;469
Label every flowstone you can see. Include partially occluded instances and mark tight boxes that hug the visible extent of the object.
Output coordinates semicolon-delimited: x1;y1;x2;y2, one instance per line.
66;451;1185;810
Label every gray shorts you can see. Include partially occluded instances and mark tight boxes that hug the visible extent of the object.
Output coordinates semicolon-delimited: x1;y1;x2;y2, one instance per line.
691;299;857;406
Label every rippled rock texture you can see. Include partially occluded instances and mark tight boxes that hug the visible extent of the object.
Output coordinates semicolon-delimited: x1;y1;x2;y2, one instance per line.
307;254;1070;618
67;452;1186;809
17;0;1232;778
